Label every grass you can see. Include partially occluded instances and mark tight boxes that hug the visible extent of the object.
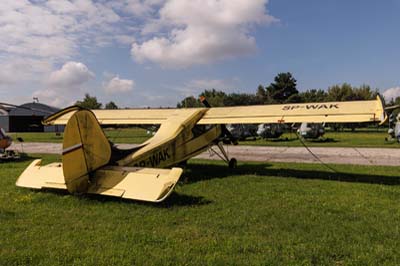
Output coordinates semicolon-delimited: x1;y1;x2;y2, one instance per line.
9;127;399;149
240;130;396;148
1;154;400;265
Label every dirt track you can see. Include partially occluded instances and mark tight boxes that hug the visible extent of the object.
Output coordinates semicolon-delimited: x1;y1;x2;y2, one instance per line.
10;142;400;166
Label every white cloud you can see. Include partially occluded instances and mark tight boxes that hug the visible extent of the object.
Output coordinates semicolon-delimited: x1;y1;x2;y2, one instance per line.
113;0;164;17
383;87;400;102
0;0;140;106
48;61;94;87
103;75;135;94
0;58;52;85
131;0;277;68
33;89;72;108
33;62;94;107
0;0;276;106
0;0;135;62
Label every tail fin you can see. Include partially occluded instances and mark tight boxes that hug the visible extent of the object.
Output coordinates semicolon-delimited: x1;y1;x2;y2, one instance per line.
62;109;111;193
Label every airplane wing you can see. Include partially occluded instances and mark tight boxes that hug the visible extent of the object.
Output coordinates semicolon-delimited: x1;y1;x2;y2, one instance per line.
43;96;386;126
16;159;182;202
43;106;178;125
198;96;386;124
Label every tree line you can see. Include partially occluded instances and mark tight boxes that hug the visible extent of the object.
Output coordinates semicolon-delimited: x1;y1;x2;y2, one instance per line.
177;72;381;108
75;94;119;109
74;72;395;110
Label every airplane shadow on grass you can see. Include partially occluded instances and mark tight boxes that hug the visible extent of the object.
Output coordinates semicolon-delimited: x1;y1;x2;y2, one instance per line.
183;162;400;186
307;138;338;143
269;137;297;142
0;153;32;163
38;188;212;207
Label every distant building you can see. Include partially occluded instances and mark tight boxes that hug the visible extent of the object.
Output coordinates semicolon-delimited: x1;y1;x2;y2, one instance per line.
0;105;14;132
0;102;64;133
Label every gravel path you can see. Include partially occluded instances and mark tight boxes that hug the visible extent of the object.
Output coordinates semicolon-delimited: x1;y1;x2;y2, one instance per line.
10;142;400;166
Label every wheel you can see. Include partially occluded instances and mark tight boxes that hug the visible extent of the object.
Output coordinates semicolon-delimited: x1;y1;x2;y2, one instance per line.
228;158;237;168
177;160;188;168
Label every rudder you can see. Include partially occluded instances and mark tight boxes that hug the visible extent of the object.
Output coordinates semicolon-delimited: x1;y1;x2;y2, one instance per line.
62;109;111;193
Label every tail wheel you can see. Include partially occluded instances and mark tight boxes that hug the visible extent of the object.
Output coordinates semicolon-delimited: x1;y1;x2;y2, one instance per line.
229;158;237;169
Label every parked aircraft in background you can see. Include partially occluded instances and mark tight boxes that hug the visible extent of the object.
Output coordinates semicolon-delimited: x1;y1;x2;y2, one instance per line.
385;105;400;142
257;123;285;139
226;124;258;140
297;122;325;140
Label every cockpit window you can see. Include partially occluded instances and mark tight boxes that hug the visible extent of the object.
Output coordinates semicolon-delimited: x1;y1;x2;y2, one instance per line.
192;125;213;137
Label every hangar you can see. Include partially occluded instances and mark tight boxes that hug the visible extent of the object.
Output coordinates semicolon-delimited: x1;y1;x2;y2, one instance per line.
0;102;62;132
0;105;13;132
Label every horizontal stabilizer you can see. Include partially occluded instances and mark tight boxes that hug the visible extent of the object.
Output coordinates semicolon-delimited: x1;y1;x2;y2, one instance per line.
88;166;182;202
16;160;66;190
16;160;182;202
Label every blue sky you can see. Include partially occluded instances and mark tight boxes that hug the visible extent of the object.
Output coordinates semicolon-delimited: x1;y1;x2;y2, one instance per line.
1;0;399;107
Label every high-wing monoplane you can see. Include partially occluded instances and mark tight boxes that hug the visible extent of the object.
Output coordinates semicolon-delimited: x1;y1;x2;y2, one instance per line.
297;122;326;139
257;123;285;139
385;105;400;142
16;96;386;202
226;124;258;140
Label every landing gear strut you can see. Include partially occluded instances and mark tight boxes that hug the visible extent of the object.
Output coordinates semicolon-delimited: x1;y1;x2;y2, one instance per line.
208;141;237;168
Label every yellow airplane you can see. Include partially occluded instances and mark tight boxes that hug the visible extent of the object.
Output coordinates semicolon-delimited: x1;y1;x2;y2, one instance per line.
16;96;386;202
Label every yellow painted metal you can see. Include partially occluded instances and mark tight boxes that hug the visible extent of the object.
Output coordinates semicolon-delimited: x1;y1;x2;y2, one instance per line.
43;106;176;125
16;160;182;202
16;159;66;190
198;96;386;124
62;109;111;193
89;166;182;202
43;97;386;126
116;108;217;167
18;97;386;203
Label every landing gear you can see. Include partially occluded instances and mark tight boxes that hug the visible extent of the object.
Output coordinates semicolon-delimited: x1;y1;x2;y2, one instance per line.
0;150;20;161
228;158;237;169
208;141;237;168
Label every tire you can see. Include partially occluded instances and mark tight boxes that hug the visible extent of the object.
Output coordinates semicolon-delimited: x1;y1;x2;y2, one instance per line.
228;158;237;168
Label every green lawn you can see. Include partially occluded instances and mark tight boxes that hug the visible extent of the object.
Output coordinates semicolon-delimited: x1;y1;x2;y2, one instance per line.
1;155;400;265
241;130;397;148
9;127;400;148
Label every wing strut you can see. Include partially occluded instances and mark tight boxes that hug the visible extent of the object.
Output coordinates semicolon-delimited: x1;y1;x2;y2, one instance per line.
199;96;238;145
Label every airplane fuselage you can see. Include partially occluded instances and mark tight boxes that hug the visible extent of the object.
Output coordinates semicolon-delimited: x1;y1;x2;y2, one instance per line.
115;109;222;168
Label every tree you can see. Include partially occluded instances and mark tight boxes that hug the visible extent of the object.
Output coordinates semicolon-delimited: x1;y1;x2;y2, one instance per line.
326;83;353;101
352;84;378;100
326;83;378;102
177;96;201;108
298;89;327;102
256;85;266;103
265;72;298;103
199;89;227;107
105;101;118;109
224;93;261;106
75;94;102;109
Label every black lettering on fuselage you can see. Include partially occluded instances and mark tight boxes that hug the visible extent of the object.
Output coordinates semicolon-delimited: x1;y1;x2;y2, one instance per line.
135;148;171;168
283;104;340;111
306;105;318;109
